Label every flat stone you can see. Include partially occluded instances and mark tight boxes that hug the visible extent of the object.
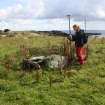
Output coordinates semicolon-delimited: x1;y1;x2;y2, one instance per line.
47;54;67;69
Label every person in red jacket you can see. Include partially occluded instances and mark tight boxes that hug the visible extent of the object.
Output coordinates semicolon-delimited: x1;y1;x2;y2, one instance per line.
68;24;88;65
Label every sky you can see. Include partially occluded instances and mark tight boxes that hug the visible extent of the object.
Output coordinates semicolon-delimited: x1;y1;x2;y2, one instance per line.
0;0;105;31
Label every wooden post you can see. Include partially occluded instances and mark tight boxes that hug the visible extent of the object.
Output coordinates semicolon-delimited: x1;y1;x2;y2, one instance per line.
49;74;53;87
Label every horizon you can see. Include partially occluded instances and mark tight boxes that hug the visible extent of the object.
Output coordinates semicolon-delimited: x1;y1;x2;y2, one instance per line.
1;29;105;34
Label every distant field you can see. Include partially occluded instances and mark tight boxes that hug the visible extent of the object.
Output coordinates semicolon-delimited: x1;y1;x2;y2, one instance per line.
0;34;105;105
0;35;63;58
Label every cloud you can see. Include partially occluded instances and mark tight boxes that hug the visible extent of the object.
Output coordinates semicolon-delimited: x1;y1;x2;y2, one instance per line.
1;0;105;30
1;0;105;21
0;3;23;19
27;0;44;18
28;0;105;21
96;7;105;18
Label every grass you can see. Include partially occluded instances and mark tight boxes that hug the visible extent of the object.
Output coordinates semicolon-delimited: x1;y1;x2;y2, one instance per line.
0;34;105;105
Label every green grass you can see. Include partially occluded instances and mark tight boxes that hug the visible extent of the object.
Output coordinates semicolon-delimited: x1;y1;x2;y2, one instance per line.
0;35;105;105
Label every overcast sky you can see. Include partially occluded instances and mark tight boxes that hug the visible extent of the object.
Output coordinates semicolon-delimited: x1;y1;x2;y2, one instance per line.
0;0;105;31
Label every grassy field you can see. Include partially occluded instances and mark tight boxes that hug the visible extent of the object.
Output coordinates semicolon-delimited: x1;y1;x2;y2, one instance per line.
0;34;105;105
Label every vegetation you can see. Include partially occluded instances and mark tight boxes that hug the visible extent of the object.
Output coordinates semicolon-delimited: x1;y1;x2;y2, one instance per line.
0;34;105;105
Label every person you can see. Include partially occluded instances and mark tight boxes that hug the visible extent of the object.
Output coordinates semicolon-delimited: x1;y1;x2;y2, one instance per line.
68;24;88;65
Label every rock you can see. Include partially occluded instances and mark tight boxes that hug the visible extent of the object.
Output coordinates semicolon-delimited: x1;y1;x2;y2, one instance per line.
21;55;68;71
29;56;46;62
21;59;41;71
21;56;49;71
47;54;67;69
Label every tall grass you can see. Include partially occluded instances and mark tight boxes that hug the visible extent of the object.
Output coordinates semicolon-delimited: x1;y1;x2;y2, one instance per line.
0;35;105;105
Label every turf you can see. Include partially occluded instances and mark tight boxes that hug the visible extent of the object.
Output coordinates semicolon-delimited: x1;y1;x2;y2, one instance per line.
0;35;105;105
